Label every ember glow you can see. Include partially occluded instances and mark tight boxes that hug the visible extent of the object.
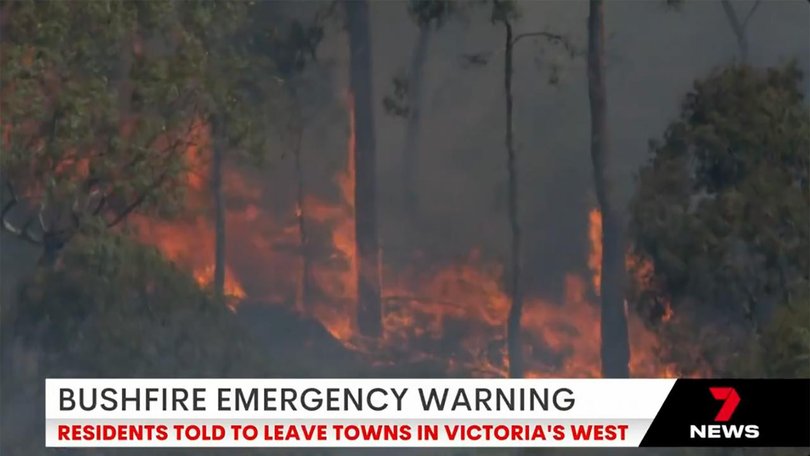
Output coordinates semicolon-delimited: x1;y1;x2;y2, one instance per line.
131;102;688;379
303;91;360;342
588;209;676;324
587;208;602;295
129;118;247;309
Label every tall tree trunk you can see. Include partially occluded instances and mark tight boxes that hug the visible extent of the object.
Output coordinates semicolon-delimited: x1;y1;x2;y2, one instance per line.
402;26;431;216
587;0;630;378
503;21;524;379
211;119;226;303
720;0;751;64
291;88;311;313
346;0;382;338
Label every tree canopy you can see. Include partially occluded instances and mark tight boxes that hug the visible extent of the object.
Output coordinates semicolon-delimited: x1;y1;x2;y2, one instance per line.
0;0;291;260
629;63;810;376
1;1;204;253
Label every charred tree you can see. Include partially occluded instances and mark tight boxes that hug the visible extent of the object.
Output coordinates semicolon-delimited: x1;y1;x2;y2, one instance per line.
402;25;431;216
346;0;383;338
487;0;570;378
291;89;311;313
502;18;525;379
211;118;226;303
587;0;630;378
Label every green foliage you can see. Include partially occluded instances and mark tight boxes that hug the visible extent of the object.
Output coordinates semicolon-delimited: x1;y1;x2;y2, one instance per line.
759;291;810;377
5;229;273;377
177;1;308;166
1;0;206;242
0;0;305;255
718;296;810;379
405;0;517;31
489;0;519;24
407;0;463;29
247;1;332;79
382;73;411;118
628;64;810;376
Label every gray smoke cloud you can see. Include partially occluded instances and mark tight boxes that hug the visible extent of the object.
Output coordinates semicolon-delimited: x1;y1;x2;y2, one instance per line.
349;0;809;300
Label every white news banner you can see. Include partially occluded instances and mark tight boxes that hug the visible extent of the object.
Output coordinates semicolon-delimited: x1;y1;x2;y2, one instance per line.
46;378;677;447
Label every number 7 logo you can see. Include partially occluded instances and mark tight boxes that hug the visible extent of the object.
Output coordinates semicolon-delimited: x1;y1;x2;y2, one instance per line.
710;387;741;422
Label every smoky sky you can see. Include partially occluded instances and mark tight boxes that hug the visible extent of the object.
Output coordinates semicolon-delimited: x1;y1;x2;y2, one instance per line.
261;0;809;302
3;1;807;305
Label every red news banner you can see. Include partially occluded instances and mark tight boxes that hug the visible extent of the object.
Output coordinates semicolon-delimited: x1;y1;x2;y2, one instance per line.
55;422;631;446
45;378;810;448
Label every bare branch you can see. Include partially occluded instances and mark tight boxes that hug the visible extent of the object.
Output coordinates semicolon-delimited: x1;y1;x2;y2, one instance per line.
105;168;172;228
720;0;750;62
460;52;492;68
103;106;202;228
462;30;578;69
89;188;107;216
720;0;744;37
1;184;17;221
1;181;44;245
512;30;566;47
2;211;43;245
37;201;47;232
742;0;762;29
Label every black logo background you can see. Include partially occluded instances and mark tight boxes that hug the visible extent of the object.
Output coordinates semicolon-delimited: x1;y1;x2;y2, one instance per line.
640;379;810;447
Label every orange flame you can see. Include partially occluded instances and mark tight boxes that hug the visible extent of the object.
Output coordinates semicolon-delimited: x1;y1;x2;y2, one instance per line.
130;118;246;308
586;208;683;377
128;102;694;379
587;208;602;295
588;208;676;324
297;91;359;342
379;247;679;378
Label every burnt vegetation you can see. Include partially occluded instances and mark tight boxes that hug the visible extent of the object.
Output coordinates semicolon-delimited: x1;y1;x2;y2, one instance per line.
1;0;808;455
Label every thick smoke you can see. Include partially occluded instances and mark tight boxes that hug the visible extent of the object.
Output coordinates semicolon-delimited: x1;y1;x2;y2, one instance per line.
272;0;809;302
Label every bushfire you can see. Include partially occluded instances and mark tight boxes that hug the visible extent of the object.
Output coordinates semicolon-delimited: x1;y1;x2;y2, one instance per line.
130;102;686;379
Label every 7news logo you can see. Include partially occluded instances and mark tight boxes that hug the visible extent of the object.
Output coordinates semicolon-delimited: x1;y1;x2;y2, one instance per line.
689;387;760;440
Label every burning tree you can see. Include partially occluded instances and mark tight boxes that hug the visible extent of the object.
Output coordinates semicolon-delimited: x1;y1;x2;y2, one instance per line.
269;4;329;314
0;3;305;448
450;0;574;378
490;0;575;379
0;1;293;301
177;1;290;302
0;1;207;263
345;0;383;338
587;0;630;378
